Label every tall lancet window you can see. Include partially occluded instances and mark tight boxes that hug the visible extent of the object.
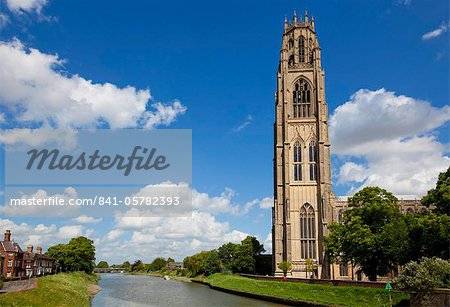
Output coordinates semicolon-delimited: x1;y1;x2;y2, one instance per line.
293;79;311;118
293;140;302;181
299;36;305;63
300;203;316;259
309;140;317;181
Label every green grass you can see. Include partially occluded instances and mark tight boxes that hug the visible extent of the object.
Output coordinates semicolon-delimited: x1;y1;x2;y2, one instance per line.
204;273;410;307
0;272;99;307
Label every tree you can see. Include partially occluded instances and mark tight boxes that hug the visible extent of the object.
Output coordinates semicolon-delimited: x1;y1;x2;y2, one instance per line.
394;257;450;306
122;261;131;269
277;261;292;277
131;260;145;272
241;236;265;257
148;257;167;271
203;250;222;276
305;259;317;279
403;213;450;261
96;261;109;268
218;242;238;270
47;236;96;273
422;167;450;215
183;251;209;276
324;187;405;281
232;241;256;273
167;257;175;263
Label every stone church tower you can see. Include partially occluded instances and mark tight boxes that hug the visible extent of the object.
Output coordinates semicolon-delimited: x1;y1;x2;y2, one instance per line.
272;11;333;278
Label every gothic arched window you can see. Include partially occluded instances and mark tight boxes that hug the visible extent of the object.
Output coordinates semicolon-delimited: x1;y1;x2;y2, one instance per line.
288;55;294;67
299;36;305;63
293;79;311;118
309;141;317;181
288;39;294;50
300;203;316;259
337;209;344;224
293;140;302;181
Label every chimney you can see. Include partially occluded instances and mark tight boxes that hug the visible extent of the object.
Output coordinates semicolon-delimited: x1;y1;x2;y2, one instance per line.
4;230;11;242
36;246;42;255
27;244;33;253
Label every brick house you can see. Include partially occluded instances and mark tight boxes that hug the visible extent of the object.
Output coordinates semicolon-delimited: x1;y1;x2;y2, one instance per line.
23;245;53;277
34;246;54;276
0;230;25;277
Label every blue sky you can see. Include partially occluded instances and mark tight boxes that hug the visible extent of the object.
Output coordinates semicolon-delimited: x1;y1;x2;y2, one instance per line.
0;0;448;263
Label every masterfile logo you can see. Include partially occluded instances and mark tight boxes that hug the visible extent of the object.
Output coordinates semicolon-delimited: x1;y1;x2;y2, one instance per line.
3;129;192;218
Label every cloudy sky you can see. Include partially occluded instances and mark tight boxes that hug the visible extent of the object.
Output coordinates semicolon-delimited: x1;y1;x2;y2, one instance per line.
0;0;448;264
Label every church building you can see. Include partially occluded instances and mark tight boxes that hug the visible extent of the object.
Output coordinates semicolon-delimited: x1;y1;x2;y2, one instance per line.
272;11;423;280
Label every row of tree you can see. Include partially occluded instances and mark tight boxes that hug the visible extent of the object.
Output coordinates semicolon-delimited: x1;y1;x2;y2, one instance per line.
46;236;96;273
324;167;450;281
183;236;268;277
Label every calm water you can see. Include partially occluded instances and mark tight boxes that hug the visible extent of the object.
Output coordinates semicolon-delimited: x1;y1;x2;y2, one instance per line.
91;274;284;307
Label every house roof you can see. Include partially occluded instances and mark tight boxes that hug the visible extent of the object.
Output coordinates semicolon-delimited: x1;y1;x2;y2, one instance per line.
1;241;23;253
23;251;35;261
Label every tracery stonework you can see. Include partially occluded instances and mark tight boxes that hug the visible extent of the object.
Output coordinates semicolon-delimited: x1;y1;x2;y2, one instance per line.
272;12;423;280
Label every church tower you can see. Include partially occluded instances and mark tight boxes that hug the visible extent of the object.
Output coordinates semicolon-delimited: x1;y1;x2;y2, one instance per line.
272;11;333;278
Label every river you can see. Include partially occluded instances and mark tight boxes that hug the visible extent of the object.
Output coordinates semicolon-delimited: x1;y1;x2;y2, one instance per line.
91;274;283;306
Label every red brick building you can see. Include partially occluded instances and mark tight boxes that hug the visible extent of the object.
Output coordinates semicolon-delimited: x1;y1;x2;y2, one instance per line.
23;245;54;277
0;230;25;277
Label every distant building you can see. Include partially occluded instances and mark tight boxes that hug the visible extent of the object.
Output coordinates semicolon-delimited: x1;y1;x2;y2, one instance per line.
23;245;54;277
0;230;25;277
166;262;184;270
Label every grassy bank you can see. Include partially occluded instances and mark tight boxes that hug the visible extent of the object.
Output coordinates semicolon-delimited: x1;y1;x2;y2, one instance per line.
202;273;409;307
0;272;99;307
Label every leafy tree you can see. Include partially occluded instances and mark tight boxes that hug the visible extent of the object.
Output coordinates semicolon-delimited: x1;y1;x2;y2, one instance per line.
394;257;450;306
167;257;175;263
203;250;222;276
305;259;318;279
183;251;209;276
325;187;404;281
218;242;238;270
403;213;450;261
232;242;255;273
122;261;131;269
422;167;450;215
277;261;292;277
47;236;96;273
241;236;265;257
96;261;109;268
131;260;145;272
149;257;167;271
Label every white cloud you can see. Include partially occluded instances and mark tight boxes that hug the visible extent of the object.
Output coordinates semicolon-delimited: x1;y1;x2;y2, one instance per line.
105;229;124;241
57;225;85;239
72;215;102;224
0;13;9;28
331;88;450;196
263;232;272;254
0;126;77;148
258;197;274;209
0;39;186;141
337;162;368;184
396;0;411;5
422;23;449;41
0;113;5;123
233;114;253;132
103;210;250;262
5;0;48;14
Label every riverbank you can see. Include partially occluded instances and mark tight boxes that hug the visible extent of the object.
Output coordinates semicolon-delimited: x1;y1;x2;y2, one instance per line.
0;272;100;307
196;273;410;307
127;270;192;282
